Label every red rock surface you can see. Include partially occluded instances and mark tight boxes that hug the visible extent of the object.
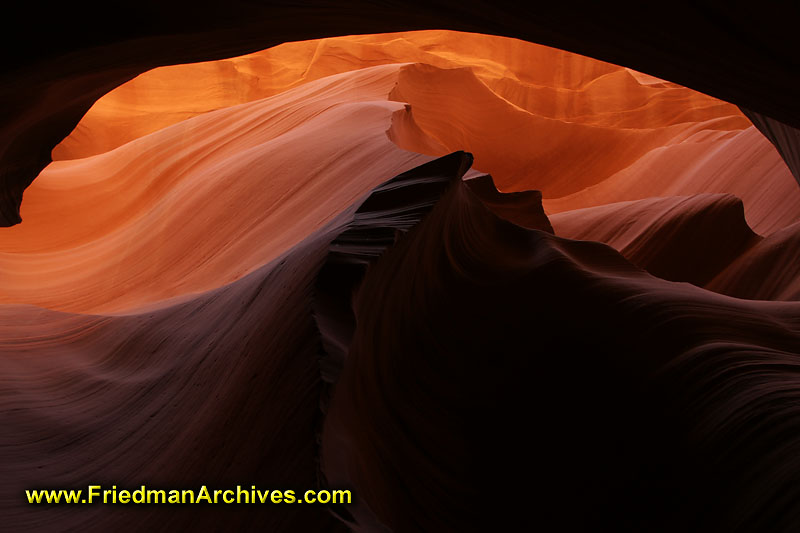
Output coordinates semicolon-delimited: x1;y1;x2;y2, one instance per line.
2;31;800;532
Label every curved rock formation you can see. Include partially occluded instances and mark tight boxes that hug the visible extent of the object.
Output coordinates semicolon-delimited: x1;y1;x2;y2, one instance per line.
2;28;800;533
550;194;759;286
324;174;800;532
741;108;800;184
0;64;431;312
1;2;799;226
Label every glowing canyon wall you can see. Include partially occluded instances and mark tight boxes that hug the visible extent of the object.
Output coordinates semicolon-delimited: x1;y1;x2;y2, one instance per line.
2;27;800;533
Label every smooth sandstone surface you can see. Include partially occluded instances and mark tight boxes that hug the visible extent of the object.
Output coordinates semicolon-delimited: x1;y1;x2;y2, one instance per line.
4;32;799;313
3;30;800;532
